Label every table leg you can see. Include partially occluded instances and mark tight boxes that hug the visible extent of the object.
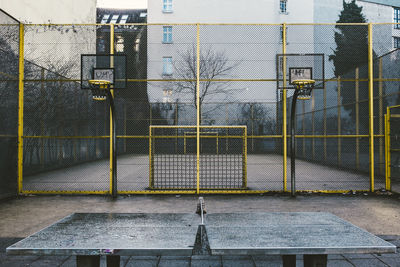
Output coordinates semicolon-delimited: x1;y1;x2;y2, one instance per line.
282;255;296;267
76;255;100;267
303;254;327;267
106;255;120;267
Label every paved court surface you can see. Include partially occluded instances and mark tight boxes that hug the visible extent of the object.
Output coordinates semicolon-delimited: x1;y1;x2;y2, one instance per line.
22;154;387;192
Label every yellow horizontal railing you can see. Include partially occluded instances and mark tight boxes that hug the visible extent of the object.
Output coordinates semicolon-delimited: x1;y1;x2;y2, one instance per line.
150;125;247;129
22;189;371;195
21;190;109;195
23;135;109;139
21;134;384;139
21;77;400;83
24;22;396;26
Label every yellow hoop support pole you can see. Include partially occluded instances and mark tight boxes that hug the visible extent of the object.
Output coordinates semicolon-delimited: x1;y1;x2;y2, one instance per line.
17;23;24;194
282;23;287;192
368;23;375;192
196;23;200;194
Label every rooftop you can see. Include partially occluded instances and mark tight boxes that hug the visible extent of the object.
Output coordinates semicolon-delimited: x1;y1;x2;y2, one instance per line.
359;0;400;8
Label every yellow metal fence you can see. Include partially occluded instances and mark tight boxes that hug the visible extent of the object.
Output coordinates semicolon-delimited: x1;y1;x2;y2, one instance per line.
5;23;400;195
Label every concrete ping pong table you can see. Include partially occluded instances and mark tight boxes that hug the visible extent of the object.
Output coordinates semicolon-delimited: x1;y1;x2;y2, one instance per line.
6;210;396;267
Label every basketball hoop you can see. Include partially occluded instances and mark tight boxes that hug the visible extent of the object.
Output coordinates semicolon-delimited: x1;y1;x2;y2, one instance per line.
88;80;111;101
291;79;315;100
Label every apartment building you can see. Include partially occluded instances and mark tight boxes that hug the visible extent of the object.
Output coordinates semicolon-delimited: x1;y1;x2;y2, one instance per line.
147;0;400;106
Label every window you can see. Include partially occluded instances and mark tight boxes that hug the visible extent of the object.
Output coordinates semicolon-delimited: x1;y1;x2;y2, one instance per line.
394;37;400;48
163;57;173;75
279;26;288;44
163;0;173;12
395;8;400;29
110;15;119;24
134;38;140;52
101;15;110;24
163;26;173;43
119;15;129;24
163;89;173;103
280;0;287;14
98;38;106;52
116;36;124;52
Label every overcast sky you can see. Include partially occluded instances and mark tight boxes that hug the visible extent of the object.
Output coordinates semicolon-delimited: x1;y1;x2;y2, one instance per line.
97;0;147;9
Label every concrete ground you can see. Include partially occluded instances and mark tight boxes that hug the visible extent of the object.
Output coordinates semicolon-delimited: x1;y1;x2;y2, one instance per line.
1;194;400;266
22;154;387;192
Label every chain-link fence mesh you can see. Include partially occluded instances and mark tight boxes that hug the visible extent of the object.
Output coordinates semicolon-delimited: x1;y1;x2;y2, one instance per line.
388;106;400;194
22;25;109;192
11;23;400;194
0;10;19;198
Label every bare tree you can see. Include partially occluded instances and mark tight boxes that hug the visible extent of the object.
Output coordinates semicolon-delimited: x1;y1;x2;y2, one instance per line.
238;103;276;153
239;103;275;135
168;46;240;123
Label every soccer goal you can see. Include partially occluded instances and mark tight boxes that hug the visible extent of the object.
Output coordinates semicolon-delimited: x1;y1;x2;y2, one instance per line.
149;125;247;190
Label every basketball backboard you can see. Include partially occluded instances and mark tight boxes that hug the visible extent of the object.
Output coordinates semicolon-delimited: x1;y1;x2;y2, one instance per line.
81;54;127;89
276;54;324;90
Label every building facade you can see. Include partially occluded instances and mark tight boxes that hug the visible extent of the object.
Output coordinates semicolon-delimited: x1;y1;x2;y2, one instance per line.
147;0;400;107
0;0;96;24
0;0;97;78
147;0;314;106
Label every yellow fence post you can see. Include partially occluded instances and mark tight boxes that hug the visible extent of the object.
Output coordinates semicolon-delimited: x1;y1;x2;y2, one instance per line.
323;79;327;161
243;126;248;188
312;90;315;160
378;58;383;176
196;23;200;194
302;101;305;157
337;76;341;166
17;23;24;194
149;126;153;188
355;67;360;170
124;105;127;153
384;109;390;191
40;68;45;168
110;24;115;195
282;23;288;192
251;104;254;152
368;23;375;192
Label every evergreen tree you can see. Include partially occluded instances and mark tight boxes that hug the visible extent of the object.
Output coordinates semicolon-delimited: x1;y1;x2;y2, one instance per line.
329;1;388;134
329;0;368;77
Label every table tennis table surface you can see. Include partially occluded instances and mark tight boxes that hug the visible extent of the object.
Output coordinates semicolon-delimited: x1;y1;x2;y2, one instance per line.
6;212;396;256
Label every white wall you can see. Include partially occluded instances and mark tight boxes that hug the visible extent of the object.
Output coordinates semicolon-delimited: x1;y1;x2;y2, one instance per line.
147;0;397;114
147;0;314;105
0;0;96;24
0;0;97;79
148;0;313;24
358;1;400;56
